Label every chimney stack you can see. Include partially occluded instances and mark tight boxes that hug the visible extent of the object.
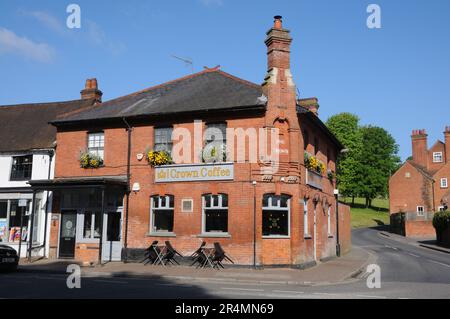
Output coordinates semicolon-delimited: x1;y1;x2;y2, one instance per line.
411;129;428;168
81;78;102;103
445;126;450;163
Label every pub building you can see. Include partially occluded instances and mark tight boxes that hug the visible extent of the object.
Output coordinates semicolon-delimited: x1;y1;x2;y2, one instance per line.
29;16;351;266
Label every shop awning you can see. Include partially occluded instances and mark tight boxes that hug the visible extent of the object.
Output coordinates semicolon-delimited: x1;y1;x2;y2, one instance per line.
28;175;128;190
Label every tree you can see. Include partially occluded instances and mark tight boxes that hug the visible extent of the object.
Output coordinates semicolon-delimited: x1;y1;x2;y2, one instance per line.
326;113;363;202
357;125;401;207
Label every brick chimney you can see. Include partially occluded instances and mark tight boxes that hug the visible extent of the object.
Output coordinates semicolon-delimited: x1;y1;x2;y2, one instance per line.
81;78;102;103
262;15;298;128
445;126;450;163
411;129;428;168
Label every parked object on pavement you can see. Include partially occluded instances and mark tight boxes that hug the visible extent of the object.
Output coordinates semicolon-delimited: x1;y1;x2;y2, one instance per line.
212;242;235;269
0;245;19;272
190;241;206;259
162;241;183;265
142;241;160;265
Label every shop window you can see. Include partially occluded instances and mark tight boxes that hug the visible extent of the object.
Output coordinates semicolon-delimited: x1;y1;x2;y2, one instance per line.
88;132;105;160
10;155;33;181
83;211;101;239
203;194;228;233
154;127;173;153
262;194;290;237
150;195;174;233
3;200;31;242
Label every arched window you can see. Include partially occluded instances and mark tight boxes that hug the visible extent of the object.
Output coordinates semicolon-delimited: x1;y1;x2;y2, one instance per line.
262;194;291;237
150;195;174;233
202;194;228;233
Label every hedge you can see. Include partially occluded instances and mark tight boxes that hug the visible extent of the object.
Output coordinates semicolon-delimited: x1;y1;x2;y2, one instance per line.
432;211;450;232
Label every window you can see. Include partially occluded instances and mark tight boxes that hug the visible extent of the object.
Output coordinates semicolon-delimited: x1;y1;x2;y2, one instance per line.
303;199;309;237
327;206;332;235
0;200;31;243
303;130;309;150
433;152;443;163
83;211;101;240
10;155;33;181
417;206;424;216
150;195;174;233
441;178;448;189
262;194;290;237
205;123;227;145
154;127;173;153
88;132;104;160
181;199;193;213
203;194;228;233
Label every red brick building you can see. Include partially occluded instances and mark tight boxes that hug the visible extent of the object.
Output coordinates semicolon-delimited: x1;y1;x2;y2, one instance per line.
389;127;450;237
30;17;351;266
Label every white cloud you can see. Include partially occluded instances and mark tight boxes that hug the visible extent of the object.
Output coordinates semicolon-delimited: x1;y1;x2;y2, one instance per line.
199;0;223;6
86;20;126;56
0;27;55;63
22;10;66;35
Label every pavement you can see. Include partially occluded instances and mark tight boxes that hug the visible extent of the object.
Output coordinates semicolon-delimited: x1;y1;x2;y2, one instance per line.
378;230;450;254
16;246;372;286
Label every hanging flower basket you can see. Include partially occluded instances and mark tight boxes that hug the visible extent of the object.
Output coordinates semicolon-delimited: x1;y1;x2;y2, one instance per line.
147;150;173;167
79;151;103;169
304;151;325;174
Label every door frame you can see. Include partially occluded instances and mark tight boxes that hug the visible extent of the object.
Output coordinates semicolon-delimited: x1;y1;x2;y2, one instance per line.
101;208;123;262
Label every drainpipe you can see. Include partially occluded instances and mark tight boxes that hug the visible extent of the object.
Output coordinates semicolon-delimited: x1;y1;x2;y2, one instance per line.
122;118;132;262
252;181;257;269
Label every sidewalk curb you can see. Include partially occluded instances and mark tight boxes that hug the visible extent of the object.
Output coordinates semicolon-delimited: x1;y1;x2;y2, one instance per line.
418;244;450;254
379;231;450;254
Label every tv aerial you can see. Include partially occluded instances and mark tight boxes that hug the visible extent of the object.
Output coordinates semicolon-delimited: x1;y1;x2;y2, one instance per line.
171;55;194;73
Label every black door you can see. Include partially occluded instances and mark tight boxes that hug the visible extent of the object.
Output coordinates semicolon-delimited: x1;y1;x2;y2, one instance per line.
59;212;77;258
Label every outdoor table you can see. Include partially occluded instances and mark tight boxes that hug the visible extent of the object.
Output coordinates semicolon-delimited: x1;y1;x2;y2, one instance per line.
199;246;215;268
152;244;168;266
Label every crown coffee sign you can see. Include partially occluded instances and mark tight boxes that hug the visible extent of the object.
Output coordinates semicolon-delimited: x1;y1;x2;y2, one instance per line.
155;163;234;183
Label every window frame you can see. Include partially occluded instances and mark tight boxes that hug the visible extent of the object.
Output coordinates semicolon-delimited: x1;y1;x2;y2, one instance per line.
10;155;33;181
149;195;175;235
0;199;32;243
327;206;332;236
303;198;310;238
440;178;448;189
201;193;229;236
417;206;425;216
433;152;443;163
87;132;105;161
154;127;174;154
262;194;291;239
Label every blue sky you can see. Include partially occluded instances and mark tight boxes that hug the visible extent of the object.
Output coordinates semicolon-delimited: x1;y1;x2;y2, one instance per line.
0;0;449;160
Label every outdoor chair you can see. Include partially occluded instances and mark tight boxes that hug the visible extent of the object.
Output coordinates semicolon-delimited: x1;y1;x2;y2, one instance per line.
212;242;235;269
142;241;160;265
190;241;206;259
162;241;183;265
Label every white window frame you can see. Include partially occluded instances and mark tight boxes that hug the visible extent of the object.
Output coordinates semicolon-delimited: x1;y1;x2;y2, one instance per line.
78;210;101;243
262;194;291;239
417;206;425;216
303;199;309;237
440;178;448;189
154;127;173;153
181;198;193;213
150;195;175;234
88;132;105;160
202;194;229;235
433;152;443;163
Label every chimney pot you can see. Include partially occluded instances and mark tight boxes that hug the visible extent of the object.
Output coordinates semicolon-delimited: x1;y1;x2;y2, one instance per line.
274;15;283;29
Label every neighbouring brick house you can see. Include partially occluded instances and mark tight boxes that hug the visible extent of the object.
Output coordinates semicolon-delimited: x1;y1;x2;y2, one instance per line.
29;16;351;266
389;127;450;237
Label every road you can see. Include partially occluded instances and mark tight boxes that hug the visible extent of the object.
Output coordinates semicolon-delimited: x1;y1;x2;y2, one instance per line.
0;227;449;299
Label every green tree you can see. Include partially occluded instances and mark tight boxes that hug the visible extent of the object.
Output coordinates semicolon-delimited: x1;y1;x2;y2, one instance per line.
326;113;363;202
357;125;401;207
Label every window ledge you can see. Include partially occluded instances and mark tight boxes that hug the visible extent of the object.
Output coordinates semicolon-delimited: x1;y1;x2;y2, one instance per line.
197;233;231;238
262;235;290;239
146;232;176;237
304;235;312;239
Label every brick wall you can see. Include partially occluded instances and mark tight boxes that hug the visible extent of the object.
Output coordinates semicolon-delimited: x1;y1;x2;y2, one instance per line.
405;220;435;238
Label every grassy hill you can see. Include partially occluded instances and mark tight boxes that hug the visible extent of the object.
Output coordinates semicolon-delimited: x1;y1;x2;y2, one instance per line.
342;197;390;229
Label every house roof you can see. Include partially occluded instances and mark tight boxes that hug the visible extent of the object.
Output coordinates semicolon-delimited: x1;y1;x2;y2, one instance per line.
406;160;434;180
0;99;96;152
53;68;266;125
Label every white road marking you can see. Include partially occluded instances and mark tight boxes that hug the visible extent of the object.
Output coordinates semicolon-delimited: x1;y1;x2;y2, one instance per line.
427;260;450;268
272;290;304;294
221;287;264;292
408;253;420;258
313;292;338;296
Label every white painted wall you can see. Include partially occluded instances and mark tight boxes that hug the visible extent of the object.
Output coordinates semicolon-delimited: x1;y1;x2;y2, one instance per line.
0;153;53;188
